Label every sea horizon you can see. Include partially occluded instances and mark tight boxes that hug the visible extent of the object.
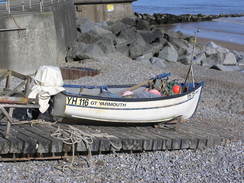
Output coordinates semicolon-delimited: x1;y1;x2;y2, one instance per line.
133;0;244;46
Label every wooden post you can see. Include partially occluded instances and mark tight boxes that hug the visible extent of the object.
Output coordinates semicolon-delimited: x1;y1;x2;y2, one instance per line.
24;77;31;95
0;105;14;139
5;71;11;89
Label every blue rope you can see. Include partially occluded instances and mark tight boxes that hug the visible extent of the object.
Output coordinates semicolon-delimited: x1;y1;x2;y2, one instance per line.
151;73;170;80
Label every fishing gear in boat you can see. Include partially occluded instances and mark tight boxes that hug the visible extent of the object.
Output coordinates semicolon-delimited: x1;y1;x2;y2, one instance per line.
184;29;200;89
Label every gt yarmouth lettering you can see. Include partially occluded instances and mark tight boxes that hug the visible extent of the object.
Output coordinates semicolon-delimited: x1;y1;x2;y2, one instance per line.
67;97;126;107
98;101;126;107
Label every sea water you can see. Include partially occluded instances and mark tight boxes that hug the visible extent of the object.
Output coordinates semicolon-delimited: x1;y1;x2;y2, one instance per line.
133;0;244;15
133;0;244;45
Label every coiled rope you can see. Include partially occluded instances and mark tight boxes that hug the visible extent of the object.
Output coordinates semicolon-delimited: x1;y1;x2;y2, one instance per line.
51;125;120;172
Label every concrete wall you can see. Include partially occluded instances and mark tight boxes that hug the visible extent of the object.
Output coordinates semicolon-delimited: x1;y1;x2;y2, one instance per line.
0;0;76;74
75;2;134;22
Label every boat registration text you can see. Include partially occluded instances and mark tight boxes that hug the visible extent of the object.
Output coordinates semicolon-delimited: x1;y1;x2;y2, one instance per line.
66;96;127;108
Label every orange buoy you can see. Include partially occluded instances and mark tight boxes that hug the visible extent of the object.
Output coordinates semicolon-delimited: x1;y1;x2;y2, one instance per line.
172;84;181;94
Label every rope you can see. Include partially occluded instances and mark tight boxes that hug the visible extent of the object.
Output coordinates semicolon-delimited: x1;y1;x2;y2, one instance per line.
50;125;119;172
10;119;120;172
12;119;57;126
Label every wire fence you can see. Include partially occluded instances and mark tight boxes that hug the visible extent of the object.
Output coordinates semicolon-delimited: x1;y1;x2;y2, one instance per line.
0;0;68;16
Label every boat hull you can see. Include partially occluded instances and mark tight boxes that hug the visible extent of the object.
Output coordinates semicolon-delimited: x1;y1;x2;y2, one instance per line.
52;84;203;123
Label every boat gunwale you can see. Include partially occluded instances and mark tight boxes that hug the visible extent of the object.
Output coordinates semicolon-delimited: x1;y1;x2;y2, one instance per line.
62;82;204;102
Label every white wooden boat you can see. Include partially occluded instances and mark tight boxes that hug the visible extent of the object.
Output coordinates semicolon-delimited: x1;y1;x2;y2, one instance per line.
52;74;203;123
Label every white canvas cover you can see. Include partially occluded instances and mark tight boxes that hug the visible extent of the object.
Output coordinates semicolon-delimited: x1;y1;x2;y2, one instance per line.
28;65;65;113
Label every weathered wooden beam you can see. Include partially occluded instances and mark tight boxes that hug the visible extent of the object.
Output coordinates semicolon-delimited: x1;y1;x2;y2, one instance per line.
0;28;26;32
10;70;29;80
0;96;28;104
0;104;38;108
5;71;11;89
0;105;14;139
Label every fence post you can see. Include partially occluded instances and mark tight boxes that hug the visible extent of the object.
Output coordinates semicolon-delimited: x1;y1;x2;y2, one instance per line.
7;0;11;14
40;0;43;12
22;1;25;11
29;0;32;9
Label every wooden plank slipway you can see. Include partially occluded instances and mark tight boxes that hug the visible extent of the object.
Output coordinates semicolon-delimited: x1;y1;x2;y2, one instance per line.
0;69;242;160
0;117;241;159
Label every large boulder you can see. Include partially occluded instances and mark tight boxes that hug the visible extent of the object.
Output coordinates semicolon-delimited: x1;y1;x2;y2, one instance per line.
115;44;130;57
205;42;229;56
129;34;150;59
139;29;166;44
76;19;116;54
170;38;193;56
178;54;192;65
66;42;105;61
109;21;133;36
222;52;237;65
77;18;109;35
96;37;116;54
204;53;223;66
136;55;166;69
193;52;207;65
232;50;244;62
150;42;164;56
158;42;178;62
77;31;101;43
77;30;116;54
204;42;237;66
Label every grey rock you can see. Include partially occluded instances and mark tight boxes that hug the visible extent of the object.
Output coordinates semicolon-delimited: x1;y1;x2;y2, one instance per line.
95;21;109;30
136;55;166;69
232;50;244;61
67;42;105;61
77;31;101;44
149;57;167;68
129;43;145;59
222;52;237;65
170;38;192;55
96;37;116;54
109;21;131;36
136;53;153;62
204;53;222;66
77;18;111;36
135;18;151;30
129;34;149;59
121;17;136;27
139;29;165;44
158;42;178;62
210;65;241;71
150;42;164;56
205;42;229;56
115;40;130;57
237;57;244;66
77;18;96;34
178;54;192;65
193;52;207;65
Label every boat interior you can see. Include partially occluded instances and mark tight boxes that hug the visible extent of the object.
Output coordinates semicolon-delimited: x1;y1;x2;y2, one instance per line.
63;82;202;99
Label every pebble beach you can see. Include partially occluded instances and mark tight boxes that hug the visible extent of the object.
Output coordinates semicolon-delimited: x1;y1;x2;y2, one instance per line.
1;50;244;182
0;0;244;182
